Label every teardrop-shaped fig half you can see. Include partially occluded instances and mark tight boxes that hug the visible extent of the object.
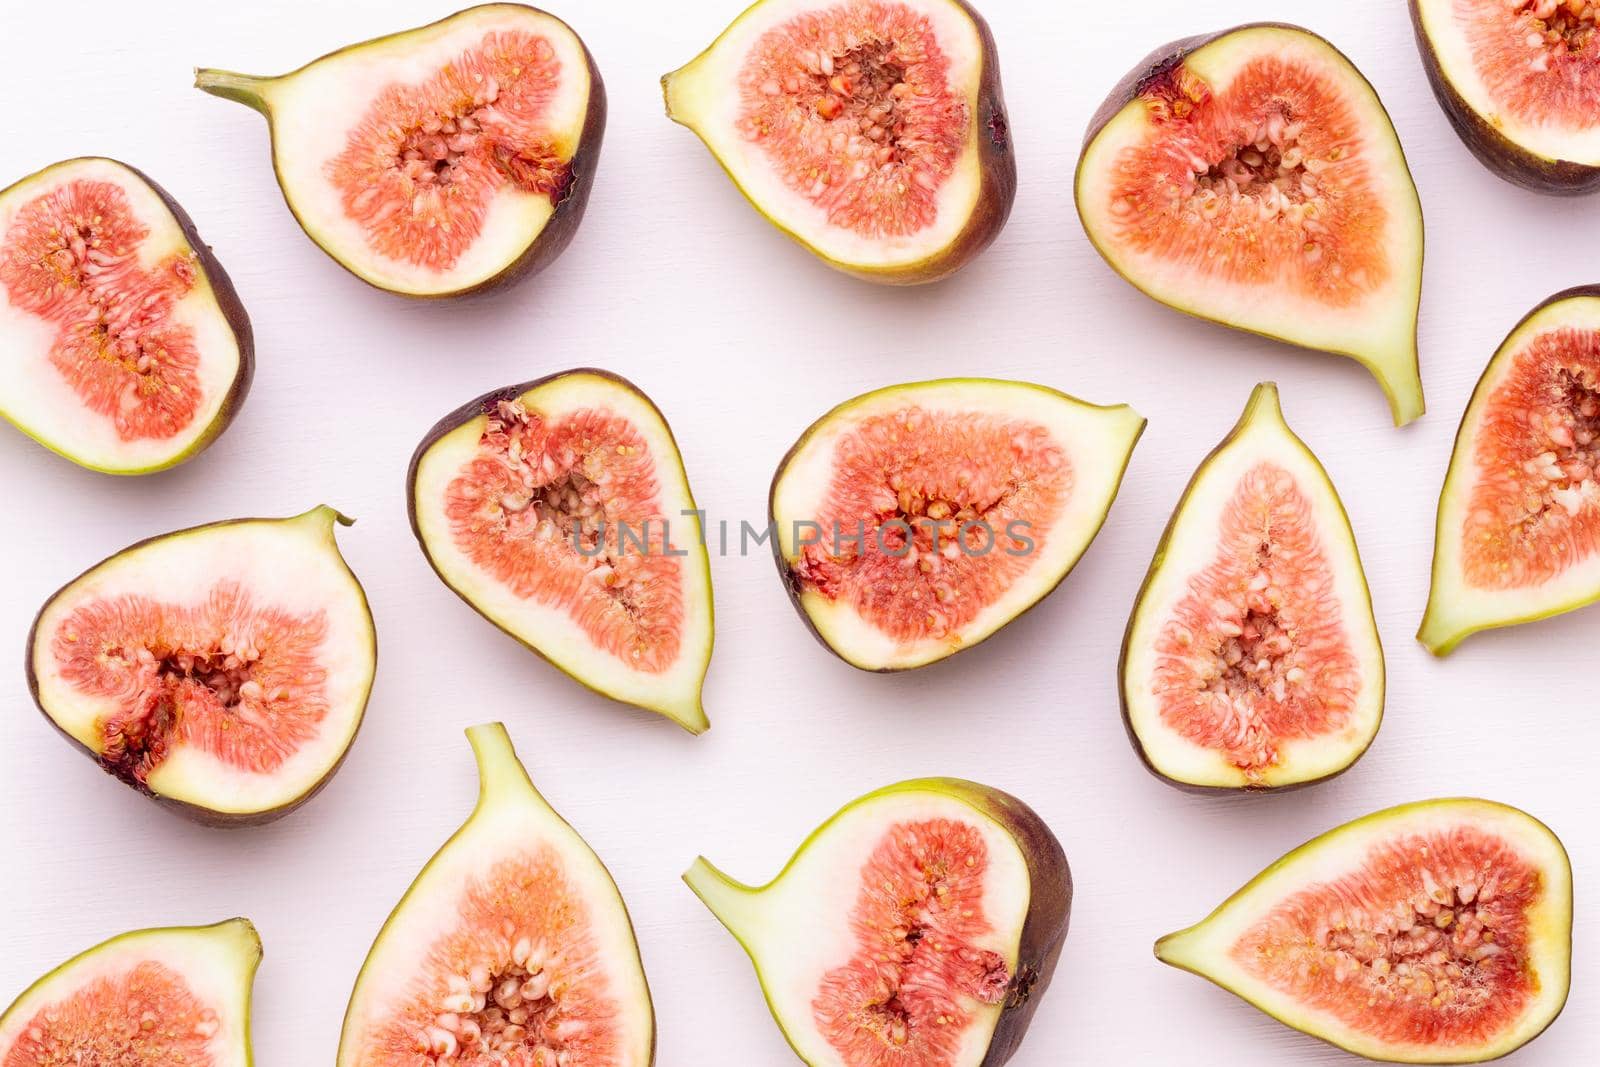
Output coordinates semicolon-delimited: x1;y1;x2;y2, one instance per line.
771;378;1144;670
1411;0;1600;194
0;157;252;473
408;370;714;733
685;778;1070;1067
1077;24;1426;425
197;4;605;297
27;506;377;824
339;723;655;1066
0;919;261;1066
1121;383;1384;791
1420;286;1600;654
1156;798;1572;1063
663;0;1014;284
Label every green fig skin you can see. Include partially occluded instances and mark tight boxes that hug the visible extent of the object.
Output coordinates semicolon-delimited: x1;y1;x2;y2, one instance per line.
406;370;714;732
0;158;254;475
1118;384;1384;794
768;378;1144;673
662;0;1014;286
196;4;607;300
686;778;1071;1067
24;508;377;828
1077;25;1426;427
1407;1;1600;196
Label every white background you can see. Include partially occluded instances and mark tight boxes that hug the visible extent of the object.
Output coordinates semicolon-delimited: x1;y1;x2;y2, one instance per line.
0;0;1592;1063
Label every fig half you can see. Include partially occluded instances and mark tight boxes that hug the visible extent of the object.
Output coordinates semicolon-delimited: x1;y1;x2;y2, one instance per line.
686;778;1070;1067
771;377;1143;670
0;919;261;1065
408;370;714;732
1077;24;1426;425
27;506;377;824
1157;798;1572;1063
197;4;605;297
0;157;252;473
1121;383;1384;790
1411;0;1600;194
1420;286;1600;653
663;0;1015;283
339;723;655;1066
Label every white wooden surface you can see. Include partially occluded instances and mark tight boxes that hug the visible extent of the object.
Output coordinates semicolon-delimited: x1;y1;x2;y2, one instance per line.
0;0;1593;1063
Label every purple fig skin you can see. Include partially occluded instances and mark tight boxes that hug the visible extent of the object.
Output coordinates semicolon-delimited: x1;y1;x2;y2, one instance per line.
1408;0;1600;196
24;512;375;828
0;158;254;474
197;4;607;299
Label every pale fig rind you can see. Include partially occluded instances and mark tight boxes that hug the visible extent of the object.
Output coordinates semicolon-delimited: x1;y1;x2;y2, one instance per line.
25;506;377;827
407;369;714;733
0;919;262;1066
1155;798;1572;1064
338;723;656;1066
662;0;1015;285
0;157;254;474
1419;285;1600;654
196;3;606;299
685;777;1069;1067
770;377;1144;672
1120;382;1385;792
1409;0;1600;195
1076;23;1426;426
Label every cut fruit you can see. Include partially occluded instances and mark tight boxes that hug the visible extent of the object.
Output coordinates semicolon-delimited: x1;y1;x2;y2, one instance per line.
338;722;654;1066
0;919;261;1066
1420;285;1600;653
1076;24;1426;425
686;778;1070;1067
1156;798;1572;1063
1120;383;1384;790
770;378;1144;671
197;4;605;297
27;506;377;824
663;0;1015;284
1411;0;1600;194
408;369;713;733
0;157;252;473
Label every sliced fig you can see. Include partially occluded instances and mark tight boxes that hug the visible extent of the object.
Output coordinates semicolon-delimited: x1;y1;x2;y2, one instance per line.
686;778;1069;1067
1077;24;1426;425
27;506;377;824
1411;0;1600;194
339;722;654;1065
1156;798;1573;1063
662;0;1014;284
770;378;1143;670
1121;383;1384;790
197;4;605;297
1420;286;1600;653
0;919;261;1066
408;370;713;733
0;157;252;473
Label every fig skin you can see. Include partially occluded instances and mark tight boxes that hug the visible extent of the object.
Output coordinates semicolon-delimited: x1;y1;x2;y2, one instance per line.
1407;1;1600;196
663;0;1015;286
195;3;607;300
1077;25;1426;427
768;378;1144;672
24;509;376;829
405;369;714;729
1117;384;1384;794
685;777;1070;1067
1419;283;1600;655
0;158;254;475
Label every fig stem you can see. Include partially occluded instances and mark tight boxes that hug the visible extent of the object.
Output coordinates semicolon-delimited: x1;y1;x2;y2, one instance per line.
466;722;538;811
683;857;764;943
194;68;275;114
